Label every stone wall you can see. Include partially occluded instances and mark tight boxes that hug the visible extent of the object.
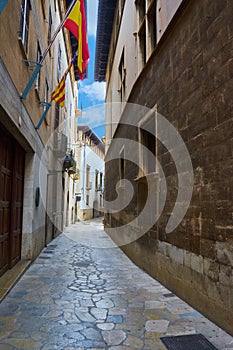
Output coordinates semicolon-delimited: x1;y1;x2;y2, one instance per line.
105;0;233;335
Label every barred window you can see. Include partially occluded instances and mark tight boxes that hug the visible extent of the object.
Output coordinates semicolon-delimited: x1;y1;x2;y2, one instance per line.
57;45;62;82
118;48;126;102
35;43;42;92
138;107;157;176
19;0;31;52
136;0;157;68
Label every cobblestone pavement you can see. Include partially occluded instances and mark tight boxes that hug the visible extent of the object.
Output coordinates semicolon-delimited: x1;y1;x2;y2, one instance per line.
0;218;232;349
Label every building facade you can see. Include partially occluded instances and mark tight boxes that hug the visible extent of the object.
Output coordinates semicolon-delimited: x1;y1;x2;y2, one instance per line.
0;0;77;277
74;126;105;221
95;0;233;335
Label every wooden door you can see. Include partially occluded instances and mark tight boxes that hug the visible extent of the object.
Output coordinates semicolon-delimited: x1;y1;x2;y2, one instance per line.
10;145;25;268
0;124;25;277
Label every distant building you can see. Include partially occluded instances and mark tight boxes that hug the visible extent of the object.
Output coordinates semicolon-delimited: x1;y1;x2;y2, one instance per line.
95;0;233;335
74;126;105;221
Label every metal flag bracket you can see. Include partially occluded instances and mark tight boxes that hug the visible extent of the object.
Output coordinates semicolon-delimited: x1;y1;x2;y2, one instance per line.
20;0;76;101
35;102;51;130
21;61;42;100
38;100;50;107
22;59;41;70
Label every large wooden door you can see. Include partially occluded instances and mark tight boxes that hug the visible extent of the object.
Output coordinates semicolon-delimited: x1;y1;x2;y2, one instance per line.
0;124;25;277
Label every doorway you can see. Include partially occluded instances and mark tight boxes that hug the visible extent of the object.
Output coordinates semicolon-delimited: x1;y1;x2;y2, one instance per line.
0;124;25;277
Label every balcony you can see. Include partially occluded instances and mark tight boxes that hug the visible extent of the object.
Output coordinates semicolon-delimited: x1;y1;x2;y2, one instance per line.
53;132;67;157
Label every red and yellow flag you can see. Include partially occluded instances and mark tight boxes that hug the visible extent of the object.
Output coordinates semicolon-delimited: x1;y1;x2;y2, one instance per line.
51;53;77;107
51;76;66;107
63;0;89;79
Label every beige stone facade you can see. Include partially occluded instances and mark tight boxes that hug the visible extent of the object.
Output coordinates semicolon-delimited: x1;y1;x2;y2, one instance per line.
0;0;76;276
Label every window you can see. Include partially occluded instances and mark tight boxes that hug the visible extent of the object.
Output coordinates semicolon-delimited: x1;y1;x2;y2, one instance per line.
35;43;42;92
118;49;126;101
44;80;49;124
57;45;61;81
86;194;89;206
136;0;157;68
137;106;158;225
148;1;157;52
119;147;125;180
47;6;52;45
137;0;146;23
86;165;91;188
41;0;46;18
138;107;157;176
19;0;31;52
139;24;146;67
54;103;59;130
137;0;146;68
100;172;103;188
95;170;99;191
44;80;49;107
99;193;103;208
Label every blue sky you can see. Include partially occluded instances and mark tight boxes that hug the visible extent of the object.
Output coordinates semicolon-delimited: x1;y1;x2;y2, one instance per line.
78;0;106;138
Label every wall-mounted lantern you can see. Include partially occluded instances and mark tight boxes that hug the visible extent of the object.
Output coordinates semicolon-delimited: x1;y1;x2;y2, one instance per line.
63;154;75;170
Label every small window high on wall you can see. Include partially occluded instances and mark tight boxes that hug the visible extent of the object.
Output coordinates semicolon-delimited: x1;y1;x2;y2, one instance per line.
118;48;126;102
19;0;31;52
135;0;157;68
138;106;157;177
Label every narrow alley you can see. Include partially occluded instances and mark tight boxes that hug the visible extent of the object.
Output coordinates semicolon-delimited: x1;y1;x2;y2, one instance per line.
0;219;232;350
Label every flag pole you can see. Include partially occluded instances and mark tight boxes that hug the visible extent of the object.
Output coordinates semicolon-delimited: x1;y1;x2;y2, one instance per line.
36;51;77;130
40;0;77;64
21;0;77;99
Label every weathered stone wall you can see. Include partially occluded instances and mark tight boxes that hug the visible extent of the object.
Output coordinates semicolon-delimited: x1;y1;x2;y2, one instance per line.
105;0;233;335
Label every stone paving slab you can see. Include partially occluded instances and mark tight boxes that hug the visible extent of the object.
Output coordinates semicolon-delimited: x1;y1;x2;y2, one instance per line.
0;218;232;349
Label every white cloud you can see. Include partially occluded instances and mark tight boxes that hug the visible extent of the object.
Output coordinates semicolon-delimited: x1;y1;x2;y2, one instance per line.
80;81;106;101
80;104;106;130
87;0;98;37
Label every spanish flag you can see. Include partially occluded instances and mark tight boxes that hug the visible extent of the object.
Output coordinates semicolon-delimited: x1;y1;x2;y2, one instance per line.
63;0;89;79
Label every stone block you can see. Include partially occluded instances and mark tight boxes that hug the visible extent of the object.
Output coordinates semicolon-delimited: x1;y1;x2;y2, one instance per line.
184;250;191;268
101;330;126;346
169;246;184;265
157;241;168;256
219;265;232;286
203;258;219;282
216;241;233;265
145;319;169;333
190;253;203;274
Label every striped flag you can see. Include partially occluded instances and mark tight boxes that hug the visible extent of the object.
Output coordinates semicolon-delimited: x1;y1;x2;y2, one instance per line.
51;52;77;107
51;76;66;107
63;0;89;80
